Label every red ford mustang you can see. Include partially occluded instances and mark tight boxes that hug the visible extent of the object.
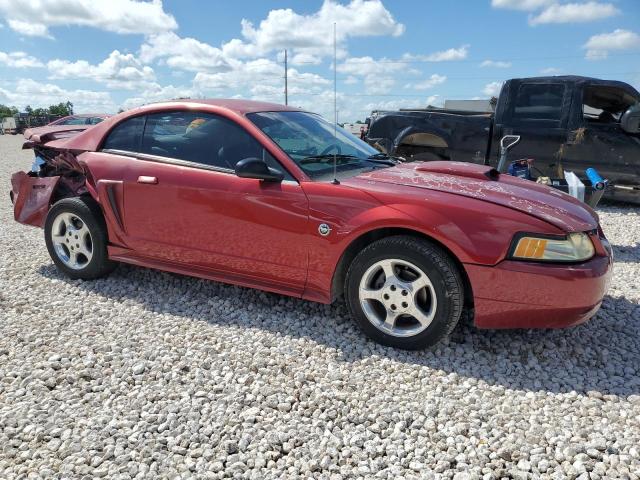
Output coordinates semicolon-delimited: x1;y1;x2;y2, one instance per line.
10;100;613;349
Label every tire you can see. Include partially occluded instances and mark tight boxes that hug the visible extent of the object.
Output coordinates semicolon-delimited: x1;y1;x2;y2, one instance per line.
345;235;463;350
44;196;116;280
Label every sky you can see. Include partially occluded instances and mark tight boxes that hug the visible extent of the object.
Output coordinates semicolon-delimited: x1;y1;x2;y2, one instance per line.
0;0;639;122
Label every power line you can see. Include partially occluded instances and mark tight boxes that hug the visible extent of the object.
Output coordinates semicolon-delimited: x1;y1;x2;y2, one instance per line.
333;71;640;82
289;51;640;66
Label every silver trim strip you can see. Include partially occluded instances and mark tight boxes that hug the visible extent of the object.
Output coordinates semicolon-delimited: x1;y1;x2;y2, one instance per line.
100;149;299;185
101;149;234;174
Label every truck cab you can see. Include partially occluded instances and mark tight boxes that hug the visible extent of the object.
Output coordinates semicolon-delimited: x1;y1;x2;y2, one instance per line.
365;75;640;203
491;76;640;202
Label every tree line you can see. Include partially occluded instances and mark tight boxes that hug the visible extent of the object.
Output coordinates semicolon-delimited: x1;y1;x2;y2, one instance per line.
0;101;74;118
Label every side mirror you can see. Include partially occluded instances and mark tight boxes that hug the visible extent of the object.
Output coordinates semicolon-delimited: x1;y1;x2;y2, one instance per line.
621;103;640;134
235;157;284;182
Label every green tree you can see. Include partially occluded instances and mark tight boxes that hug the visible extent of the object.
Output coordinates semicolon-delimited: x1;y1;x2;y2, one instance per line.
48;101;73;116
0;104;18;117
25;105;33;115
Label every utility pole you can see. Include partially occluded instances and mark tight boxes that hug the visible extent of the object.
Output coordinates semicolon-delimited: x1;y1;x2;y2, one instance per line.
284;49;288;105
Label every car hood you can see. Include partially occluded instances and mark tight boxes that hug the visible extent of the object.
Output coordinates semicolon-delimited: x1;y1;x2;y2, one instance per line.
347;161;598;232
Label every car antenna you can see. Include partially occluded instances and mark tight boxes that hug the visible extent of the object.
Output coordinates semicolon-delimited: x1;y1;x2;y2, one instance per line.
331;21;340;185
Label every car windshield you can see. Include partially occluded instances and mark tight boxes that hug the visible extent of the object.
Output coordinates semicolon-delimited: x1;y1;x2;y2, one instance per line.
247;111;393;181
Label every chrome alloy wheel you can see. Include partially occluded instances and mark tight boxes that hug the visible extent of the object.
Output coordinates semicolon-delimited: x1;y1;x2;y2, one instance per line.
50;212;94;270
358;258;437;337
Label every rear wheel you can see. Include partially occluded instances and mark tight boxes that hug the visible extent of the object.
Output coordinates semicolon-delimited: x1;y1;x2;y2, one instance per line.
345;236;463;349
44;197;116;279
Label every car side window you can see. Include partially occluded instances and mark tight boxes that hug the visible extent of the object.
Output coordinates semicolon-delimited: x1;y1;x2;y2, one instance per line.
582;85;639;125
513;84;565;121
140;111;292;178
102;116;145;152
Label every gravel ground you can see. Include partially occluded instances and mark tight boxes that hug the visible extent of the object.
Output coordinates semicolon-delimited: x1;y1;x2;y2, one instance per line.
0;133;639;480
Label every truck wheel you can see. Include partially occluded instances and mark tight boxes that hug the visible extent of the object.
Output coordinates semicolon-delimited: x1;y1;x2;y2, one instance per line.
44;197;116;280
345;235;463;349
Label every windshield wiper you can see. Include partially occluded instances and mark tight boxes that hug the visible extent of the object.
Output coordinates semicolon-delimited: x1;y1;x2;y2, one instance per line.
300;154;359;164
366;153;398;165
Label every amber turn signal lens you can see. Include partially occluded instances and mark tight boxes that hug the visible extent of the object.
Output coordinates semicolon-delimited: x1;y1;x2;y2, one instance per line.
511;233;595;262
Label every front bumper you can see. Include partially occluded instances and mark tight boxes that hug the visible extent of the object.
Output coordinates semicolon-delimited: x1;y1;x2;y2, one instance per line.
465;253;613;329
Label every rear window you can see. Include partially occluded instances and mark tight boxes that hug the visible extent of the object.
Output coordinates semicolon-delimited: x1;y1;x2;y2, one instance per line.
513;84;565;121
102;116;145;152
59;117;88;125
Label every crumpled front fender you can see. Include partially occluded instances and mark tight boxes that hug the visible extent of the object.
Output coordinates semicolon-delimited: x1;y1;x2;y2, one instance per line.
10;171;61;227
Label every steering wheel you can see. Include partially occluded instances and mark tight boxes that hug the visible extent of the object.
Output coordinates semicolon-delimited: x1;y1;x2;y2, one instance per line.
320;144;342;156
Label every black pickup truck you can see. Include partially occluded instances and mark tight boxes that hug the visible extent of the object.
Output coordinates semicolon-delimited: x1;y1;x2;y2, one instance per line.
365;76;640;203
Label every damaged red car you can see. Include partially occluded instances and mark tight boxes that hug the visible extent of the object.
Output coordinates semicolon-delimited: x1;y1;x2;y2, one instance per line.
10;100;613;349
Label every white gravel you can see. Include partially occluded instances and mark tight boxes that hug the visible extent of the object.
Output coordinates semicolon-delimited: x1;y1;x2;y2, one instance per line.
1;134;639;479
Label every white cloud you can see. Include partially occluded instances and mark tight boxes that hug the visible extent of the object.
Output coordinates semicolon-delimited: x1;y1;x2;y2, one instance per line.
289;52;322;66
0;0;177;38
7;19;52;38
344;75;359;85
0;51;44;68
121;84;199;110
583;29;640;60
335;56;412;94
47;50;155;89
483;81;503;96
402;45;469;62
491;0;553;11
220;0;404;61
364;76;395;95
406;74;447;90
141;32;232;73
336;56;405;77
362;96;442;112
193;59;329;99
0;78;115;111
529;2;619;25
480;60;512;68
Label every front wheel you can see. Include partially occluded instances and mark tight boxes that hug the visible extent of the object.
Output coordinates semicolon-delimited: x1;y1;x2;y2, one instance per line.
345;236;464;349
44;197;116;280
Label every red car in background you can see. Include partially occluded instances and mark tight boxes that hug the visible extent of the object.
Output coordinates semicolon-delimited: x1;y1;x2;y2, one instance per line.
10;100;613;349
48;114;111;126
23;114;111;141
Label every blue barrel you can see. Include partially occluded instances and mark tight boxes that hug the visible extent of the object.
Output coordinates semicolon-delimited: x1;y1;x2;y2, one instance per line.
586;168;606;190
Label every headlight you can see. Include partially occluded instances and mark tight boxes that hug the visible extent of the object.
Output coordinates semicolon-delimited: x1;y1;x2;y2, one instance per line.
510;232;595;262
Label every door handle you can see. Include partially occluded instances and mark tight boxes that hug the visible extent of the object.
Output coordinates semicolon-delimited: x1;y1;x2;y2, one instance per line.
137;176;158;184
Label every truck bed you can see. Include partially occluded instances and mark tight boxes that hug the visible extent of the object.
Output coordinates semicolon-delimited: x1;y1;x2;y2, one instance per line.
366;109;494;164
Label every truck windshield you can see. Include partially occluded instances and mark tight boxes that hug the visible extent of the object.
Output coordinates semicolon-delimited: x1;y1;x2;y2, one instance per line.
247;111;392;181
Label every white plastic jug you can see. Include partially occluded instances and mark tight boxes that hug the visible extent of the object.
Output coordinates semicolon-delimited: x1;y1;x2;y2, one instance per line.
565;170;585;202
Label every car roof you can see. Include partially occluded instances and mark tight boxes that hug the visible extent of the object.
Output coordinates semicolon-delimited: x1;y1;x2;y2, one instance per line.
143;98;302;115
508;75;640;97
57;113;111;118
39;98;306;152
